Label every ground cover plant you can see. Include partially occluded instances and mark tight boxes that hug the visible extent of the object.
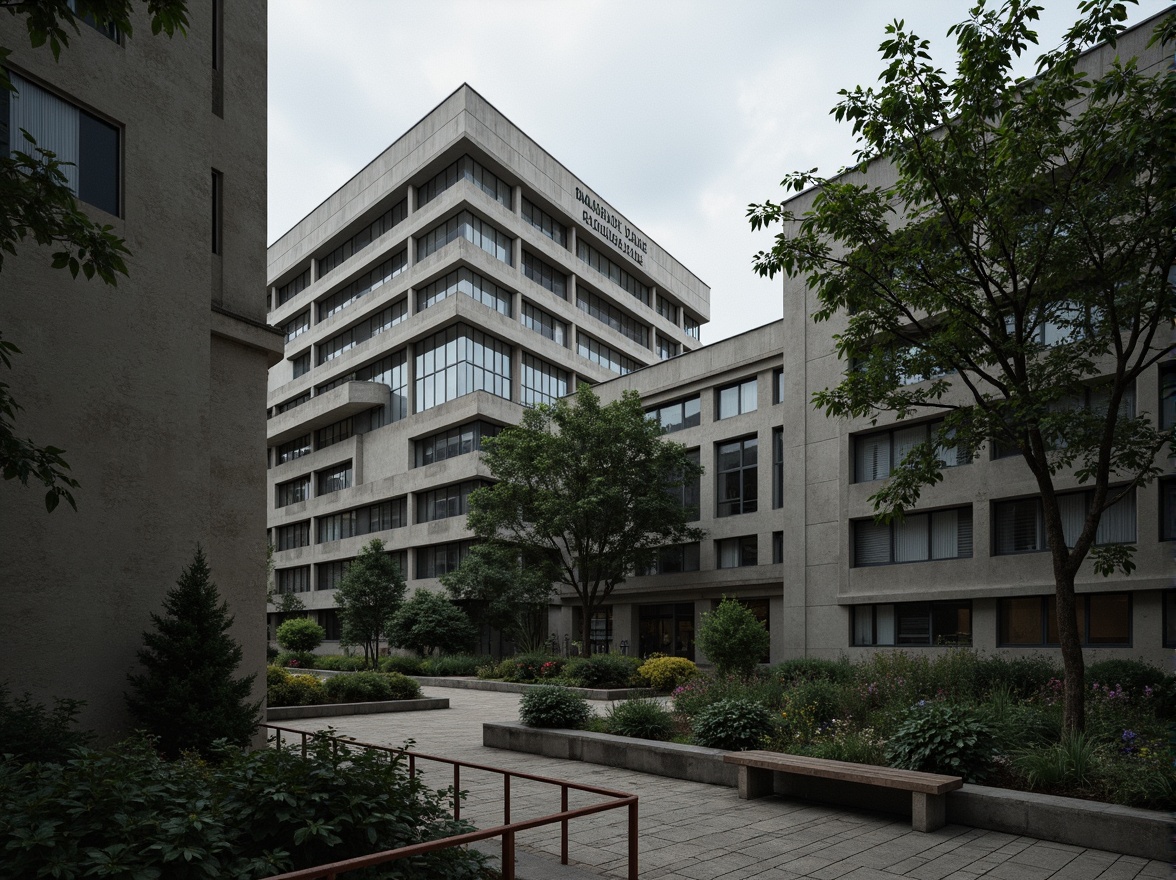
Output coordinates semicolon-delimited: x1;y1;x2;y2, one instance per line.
660;651;1175;809
0;732;486;879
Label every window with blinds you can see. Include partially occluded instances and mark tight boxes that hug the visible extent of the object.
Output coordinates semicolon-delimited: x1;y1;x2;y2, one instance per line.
853;506;973;566
993;488;1136;554
854;420;968;483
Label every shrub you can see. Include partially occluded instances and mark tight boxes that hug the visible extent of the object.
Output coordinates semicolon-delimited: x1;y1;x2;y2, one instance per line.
313;654;367;672
772;657;854;686
0;734;485;879
1086;658;1173;715
802;718;886;765
886;702;996;783
266;644;279;662
692;698;775;751
563;653;640;689
973;654;1061;700
486;652;564;682
696;599;769;678
125;547;260;758
518;686;592;728
323;671;422;703
0;684;92;764
1013;731;1102;792
604;699;675;741
388;589;478;657
381;671;423;700
266;668;328;707
637;656;698;691
421;654;489;676
381;654;425;675
275;617;325;654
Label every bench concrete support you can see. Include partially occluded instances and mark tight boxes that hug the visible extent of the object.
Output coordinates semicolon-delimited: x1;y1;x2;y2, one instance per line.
911;792;946;832
737;764;774;800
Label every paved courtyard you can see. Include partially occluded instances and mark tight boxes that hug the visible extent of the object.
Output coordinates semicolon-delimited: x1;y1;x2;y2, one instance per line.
274;687;1172;880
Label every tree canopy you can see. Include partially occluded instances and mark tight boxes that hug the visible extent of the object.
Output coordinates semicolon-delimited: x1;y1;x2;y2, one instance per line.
335;539;406;668
468;384;704;650
1;0;188;511
748;0;1174;732
442;543;556;653
388;589;477;658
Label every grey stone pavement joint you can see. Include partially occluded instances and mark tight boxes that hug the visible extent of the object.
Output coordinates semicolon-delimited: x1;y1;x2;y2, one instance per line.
274;687;1174;880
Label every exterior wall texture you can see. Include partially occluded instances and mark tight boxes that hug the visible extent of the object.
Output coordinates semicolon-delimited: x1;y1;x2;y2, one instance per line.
0;1;278;739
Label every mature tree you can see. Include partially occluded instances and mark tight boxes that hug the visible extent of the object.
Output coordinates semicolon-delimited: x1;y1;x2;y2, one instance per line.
388;589;478;658
441;543;556;653
335;539;406;668
125;546;259;758
468;384;704;651
1;1;188;511
749;1;1175;732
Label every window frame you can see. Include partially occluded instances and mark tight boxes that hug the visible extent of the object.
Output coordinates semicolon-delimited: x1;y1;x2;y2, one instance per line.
716;378;757;420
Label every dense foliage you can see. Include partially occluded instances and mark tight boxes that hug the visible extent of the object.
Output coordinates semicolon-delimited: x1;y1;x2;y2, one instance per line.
442;543;555;652
468;385;704;649
749;1;1176;732
886;702;997;783
518;685;592;729
0;733;485;879
275;617;325;654
604;699;676;741
637;655;699;691
562;654;640;689
692;698;775;751
696;599;770;678
0;684;91;764
124;547;259;758
335;539;406;667
266;667;420;707
388;589;477;657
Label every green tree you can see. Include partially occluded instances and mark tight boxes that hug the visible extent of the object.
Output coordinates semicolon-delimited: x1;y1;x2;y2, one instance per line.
696;598;770;678
335;538;406;668
388;589;478;658
275;618;324;655
468;384;704;651
441;543;556;653
1;1;188;511
125;546;259;758
749;1;1175;732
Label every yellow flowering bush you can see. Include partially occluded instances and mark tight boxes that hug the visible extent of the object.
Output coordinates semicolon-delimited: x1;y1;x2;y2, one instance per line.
638;656;698;691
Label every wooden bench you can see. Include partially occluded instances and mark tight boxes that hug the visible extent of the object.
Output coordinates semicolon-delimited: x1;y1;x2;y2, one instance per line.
723;751;962;831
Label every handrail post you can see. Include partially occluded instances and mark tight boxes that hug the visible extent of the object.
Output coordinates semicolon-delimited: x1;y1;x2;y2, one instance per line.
502;830;515;880
301;731;307;759
628;800;638;880
561;784;569;864
503;773;511;825
453;764;460;821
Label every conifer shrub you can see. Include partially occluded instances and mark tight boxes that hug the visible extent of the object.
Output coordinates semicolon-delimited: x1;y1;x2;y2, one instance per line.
124;547;259;758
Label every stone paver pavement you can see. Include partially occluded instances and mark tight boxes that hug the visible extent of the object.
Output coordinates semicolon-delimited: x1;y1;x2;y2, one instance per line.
273;687;1172;880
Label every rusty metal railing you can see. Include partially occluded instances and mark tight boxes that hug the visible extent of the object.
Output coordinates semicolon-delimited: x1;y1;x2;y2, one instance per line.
262;723;638;880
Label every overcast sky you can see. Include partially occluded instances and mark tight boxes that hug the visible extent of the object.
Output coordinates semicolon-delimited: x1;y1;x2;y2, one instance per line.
268;1;1165;345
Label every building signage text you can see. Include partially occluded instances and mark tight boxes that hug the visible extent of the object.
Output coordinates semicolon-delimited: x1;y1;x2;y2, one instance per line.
575;186;647;266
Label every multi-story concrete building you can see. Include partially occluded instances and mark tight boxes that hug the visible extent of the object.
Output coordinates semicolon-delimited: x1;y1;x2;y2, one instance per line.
0;1;277;738
265;85;709;646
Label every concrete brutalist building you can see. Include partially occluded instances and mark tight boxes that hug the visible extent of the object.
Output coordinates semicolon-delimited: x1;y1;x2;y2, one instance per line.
0;1;279;738
264;85;710;650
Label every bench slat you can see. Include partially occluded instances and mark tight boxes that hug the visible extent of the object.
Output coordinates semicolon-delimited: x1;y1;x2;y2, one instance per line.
723;750;962;795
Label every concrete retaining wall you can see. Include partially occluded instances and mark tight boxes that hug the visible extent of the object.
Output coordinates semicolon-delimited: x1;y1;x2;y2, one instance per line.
482;722;1171;861
267;698;448;720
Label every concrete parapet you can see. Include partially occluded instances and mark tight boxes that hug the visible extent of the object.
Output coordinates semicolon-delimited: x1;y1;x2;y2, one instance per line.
266;698;448;720
414;676;655;701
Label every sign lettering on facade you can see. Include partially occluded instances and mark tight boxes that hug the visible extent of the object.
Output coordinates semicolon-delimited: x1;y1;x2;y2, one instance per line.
575;186;648;266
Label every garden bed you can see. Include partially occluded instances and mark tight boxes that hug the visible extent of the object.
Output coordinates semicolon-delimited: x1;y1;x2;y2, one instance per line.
267;698;449;721
414;675;655;701
482;722;1170;861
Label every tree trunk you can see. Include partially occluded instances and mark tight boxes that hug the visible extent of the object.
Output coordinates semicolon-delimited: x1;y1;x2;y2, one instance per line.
580;600;593;656
1055;574;1086;733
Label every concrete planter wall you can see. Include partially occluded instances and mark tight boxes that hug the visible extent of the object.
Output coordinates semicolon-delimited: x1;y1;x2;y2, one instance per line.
267;697;448;720
483;722;1171;862
414;676;656;701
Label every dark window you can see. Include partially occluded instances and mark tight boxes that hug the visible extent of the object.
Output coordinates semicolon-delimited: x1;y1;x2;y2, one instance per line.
276;566;310;594
291;351;310;379
852;601;972;647
645;543;701;575
415;541;474;579
416;480;488;523
417;267;511;316
717;379;757;419
317;560;351;591
418;155;511;208
316;463;352;496
317;251;407;321
210;169;222;254
77;109;119;215
415;324;511;411
318;609;341;641
716;437;757;517
998;594;1131;647
275;521;310;551
576;239;650;305
856;420;967;482
656;335;680;360
520;354;568;407
276;476;310;507
316;418;353;451
521;301;568;346
992;383;1137;460
638;603;694;659
1161;363;1176;431
275;435;311;465
716;535;757;568
773;368;784;405
577;288;647;346
272;392;310;416
417;211;512;265
656;294;678;324
772;428;783;509
993;489;1136;554
666;448;701;522
577;333;638;376
772;531;783;564
647;396;700;434
284;310;309;343
521;197;567;247
1161;478;1176;542
853;507;973;566
684;314;700;339
317;498;406;543
276;268;310;307
317;299;407;363
523;250;568;300
1164;591;1176;648
414;421;502;467
317;199;407;279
